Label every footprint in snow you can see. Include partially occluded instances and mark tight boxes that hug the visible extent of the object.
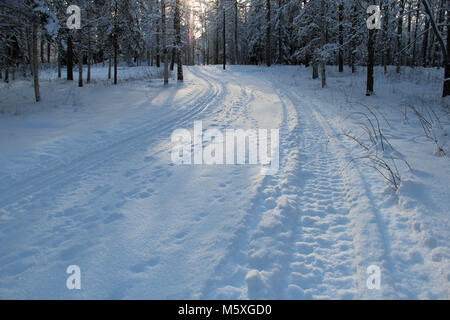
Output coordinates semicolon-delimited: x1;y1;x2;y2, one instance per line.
130;257;160;273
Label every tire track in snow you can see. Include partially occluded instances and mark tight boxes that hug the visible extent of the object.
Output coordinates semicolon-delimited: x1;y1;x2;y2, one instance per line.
242;83;395;299
284;88;397;299
201;71;397;299
281;92;358;299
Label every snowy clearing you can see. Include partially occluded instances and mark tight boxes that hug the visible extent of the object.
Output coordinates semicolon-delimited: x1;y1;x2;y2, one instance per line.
0;65;449;299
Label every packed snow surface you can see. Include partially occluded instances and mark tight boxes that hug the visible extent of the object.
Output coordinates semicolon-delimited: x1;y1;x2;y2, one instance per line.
0;65;448;299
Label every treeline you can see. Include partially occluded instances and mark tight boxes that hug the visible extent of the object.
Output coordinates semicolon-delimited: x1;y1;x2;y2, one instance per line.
0;0;449;103
0;0;186;102
197;0;449;96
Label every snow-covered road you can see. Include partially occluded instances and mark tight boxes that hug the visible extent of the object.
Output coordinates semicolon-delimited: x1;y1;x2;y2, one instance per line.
0;66;448;299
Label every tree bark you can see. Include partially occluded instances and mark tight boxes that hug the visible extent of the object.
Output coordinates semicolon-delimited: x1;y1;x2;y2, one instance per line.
114;2;118;85
215;0;219;65
412;6;420;67
338;2;344;72
40;35;45;63
175;0;183;81
57;41;62;78
422;0;449;96
4;67;9;83
170;8;176;72
351;2;357;73
32;19;40;102
312;64;318;79
223;4;226;70
67;35;74;81
234;0;239;65
114;37;118;85
444;1;450;97
87;25;91;83
108;54;112;79
422;15;430;67
78;32;83;88
321;0;326;87
162;0;169;85
266;0;271;67
47;37;51;64
396;0;405;73
156;0;161;68
367;29;375;96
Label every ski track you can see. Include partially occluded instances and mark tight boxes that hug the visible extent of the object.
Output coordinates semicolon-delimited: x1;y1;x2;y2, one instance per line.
0;68;220;209
0;67;228;297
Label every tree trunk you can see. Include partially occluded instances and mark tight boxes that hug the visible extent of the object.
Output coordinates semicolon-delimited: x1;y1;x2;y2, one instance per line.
156;0;161;68
175;0;183;81
367;28;375;96
67;35;74;80
407;1;412;67
422;16;430;67
170;8;176;72
265;0;271;67
87;25;91;84
412;6;420;67
338;2;344;72
234;0;238;65
32;19;40;102
57;41;62;78
114;37;118;85
444;1;450;97
27;26;33;76
321;63;326;88
312;64;318;79
78;58;83;87
351;2;357;73
78;33;83;88
108;54;112;79
422;0;449;96
382;0;390;73
40;35;45;64
162;0;169;85
223;5;226;70
114;2;118;85
77;27;83;88
47;38;51;64
170;48;176;71
215;0;219;65
321;0;326;87
396;1;405;73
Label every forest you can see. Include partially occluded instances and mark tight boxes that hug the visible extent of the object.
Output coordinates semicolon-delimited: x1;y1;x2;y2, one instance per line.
0;0;449;101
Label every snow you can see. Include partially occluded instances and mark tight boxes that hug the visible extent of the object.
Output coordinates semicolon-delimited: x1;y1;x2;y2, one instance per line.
0;65;448;299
